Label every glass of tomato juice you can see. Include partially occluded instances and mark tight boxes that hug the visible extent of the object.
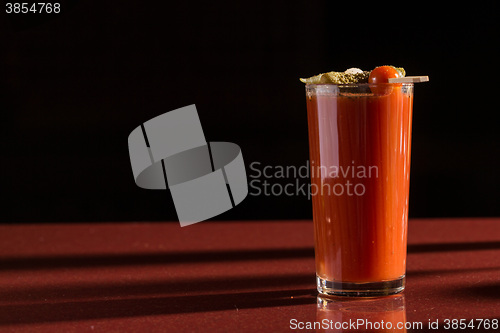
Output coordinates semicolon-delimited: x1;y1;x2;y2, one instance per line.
305;82;414;296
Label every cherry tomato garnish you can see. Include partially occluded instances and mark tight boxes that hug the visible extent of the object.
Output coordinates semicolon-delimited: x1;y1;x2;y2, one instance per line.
368;66;400;84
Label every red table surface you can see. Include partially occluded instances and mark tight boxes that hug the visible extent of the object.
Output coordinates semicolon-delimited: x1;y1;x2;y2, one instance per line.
0;218;499;332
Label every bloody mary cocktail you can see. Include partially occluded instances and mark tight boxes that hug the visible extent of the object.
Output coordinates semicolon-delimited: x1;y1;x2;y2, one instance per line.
304;69;414;296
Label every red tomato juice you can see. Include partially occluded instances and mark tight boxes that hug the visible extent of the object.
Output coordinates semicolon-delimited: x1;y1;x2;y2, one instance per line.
306;84;413;284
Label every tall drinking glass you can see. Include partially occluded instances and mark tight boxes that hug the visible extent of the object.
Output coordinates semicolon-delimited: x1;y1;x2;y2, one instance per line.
305;83;413;296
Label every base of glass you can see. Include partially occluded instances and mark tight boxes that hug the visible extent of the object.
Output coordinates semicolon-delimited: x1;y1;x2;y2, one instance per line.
317;275;405;297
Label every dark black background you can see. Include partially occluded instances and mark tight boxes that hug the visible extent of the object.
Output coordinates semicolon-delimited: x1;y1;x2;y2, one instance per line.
1;1;498;223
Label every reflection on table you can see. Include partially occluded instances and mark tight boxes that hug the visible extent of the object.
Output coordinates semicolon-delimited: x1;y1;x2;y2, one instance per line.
317;294;406;332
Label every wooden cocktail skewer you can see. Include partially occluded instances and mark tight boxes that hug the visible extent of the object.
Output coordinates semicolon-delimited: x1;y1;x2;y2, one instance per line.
388;76;429;83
